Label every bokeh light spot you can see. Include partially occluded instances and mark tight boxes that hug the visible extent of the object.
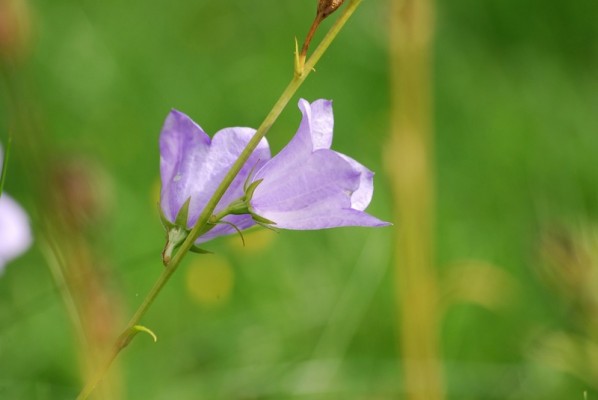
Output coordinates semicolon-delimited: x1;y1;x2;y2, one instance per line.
185;255;234;307
226;228;277;253
151;177;161;208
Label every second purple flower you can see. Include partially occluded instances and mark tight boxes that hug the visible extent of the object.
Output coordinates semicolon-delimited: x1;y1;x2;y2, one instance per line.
248;99;389;230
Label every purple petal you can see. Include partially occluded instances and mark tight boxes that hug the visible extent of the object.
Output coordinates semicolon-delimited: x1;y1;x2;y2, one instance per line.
303;99;334;150
160;109;211;223
252;149;388;229
159;110;270;232
253;99;333;184
255;207;389;230
207;127;270;218
0;194;32;272
253;149;357;212
335;153;374;211
250;99;389;230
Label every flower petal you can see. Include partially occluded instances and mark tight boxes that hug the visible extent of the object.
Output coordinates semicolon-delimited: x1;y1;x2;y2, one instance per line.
257;207;389;230
159;109;271;234
252;149;357;212
249;99;389;231
160;109;211;223
207;127;270;219
303;98;334;150
252;149;390;229
253;99;333;184
335;153;374;211
0;194;32;271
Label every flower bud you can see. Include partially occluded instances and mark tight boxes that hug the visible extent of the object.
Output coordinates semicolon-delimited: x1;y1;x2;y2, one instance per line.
317;0;345;18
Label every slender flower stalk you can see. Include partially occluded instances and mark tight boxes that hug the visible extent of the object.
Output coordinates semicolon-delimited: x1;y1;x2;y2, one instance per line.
76;1;364;398
298;0;346;74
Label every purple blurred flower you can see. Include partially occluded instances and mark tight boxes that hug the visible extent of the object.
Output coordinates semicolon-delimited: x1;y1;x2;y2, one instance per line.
159;109;270;243
249;99;389;230
0;193;32;273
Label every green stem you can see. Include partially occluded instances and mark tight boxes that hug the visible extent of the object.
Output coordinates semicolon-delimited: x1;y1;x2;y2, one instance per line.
76;1;363;398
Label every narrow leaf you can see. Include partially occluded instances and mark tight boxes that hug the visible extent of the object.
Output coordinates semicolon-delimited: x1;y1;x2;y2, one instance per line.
174;197;192;228
190;245;213;254
0;135;12;196
132;325;158;342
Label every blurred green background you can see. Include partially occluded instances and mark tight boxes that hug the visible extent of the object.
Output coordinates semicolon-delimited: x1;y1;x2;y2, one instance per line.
1;0;598;398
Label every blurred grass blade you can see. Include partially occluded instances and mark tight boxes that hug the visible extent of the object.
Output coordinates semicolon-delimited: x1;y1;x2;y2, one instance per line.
0;134;12;195
386;0;445;398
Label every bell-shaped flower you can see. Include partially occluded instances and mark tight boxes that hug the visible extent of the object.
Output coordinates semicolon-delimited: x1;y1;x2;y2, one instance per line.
0;193;32;274
248;99;389;230
159;109;270;244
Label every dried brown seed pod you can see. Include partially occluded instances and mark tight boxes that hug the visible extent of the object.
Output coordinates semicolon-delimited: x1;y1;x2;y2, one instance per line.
317;0;345;18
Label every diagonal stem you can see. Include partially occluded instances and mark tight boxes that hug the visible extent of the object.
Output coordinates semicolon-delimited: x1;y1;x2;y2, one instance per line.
76;1;363;398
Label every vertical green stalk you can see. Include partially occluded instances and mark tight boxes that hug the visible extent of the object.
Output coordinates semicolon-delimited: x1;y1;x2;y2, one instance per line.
76;1;363;398
387;0;445;399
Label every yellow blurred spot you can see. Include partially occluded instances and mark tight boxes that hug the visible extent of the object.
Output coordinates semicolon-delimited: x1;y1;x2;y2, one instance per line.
151;177;161;208
443;260;518;311
226;227;277;253
185;255;234;307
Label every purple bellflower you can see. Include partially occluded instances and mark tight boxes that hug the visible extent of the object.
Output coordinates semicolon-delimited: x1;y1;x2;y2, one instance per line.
159;109;270;244
0;194;32;274
248;99;389;230
159;99;388;253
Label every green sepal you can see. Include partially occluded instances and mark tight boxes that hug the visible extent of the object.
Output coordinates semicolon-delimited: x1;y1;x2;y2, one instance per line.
174;197;192;228
190;245;213;254
246;179;276;226
244;179;263;201
250;212;277;226
162;226;189;266
225;198;250;216
256;221;280;233
214;220;246;247
243;160;261;192
158;203;175;230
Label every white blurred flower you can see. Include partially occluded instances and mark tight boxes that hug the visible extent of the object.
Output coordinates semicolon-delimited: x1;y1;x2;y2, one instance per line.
0;193;32;273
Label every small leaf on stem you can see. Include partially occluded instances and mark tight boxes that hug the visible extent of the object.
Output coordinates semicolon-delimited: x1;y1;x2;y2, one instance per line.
132;325;158;343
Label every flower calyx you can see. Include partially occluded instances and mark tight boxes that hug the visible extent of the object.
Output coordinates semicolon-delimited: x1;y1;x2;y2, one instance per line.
162;225;188;266
161;197;212;265
212;179;277;230
245;182;278;228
